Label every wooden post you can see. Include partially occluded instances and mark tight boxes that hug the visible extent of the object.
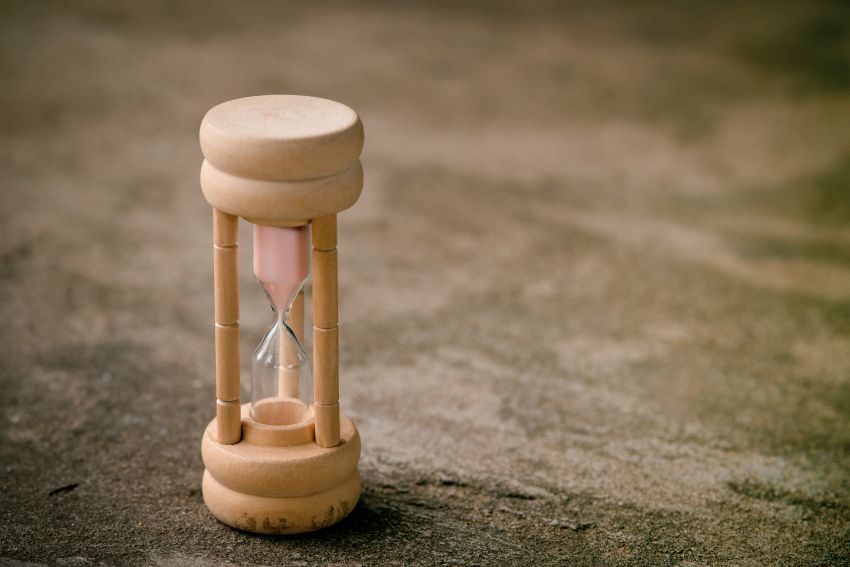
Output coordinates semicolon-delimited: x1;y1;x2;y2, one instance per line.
213;208;241;444
312;214;340;447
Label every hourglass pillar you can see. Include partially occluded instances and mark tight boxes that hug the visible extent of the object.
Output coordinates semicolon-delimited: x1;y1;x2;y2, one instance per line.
312;214;341;448
213;208;241;445
198;95;364;534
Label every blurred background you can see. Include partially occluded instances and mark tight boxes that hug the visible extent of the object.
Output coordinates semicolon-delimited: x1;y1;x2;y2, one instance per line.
1;1;849;565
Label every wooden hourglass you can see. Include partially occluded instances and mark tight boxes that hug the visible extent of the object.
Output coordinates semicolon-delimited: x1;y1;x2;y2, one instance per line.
198;95;363;534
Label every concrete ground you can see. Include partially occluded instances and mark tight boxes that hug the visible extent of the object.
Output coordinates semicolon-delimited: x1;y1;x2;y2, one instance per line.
1;1;849;565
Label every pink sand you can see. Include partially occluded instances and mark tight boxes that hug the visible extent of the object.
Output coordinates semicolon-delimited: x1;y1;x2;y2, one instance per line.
253;224;309;310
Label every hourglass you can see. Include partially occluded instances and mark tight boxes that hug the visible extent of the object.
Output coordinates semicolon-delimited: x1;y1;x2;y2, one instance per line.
198;95;364;534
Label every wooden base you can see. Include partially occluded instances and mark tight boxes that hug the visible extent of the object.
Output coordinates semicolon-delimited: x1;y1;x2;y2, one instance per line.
201;405;361;535
202;470;360;535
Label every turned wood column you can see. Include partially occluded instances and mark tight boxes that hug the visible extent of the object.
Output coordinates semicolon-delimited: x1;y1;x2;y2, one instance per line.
212;208;241;444
312;214;340;448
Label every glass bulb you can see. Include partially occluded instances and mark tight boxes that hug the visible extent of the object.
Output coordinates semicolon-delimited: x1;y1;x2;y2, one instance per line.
251;224;312;426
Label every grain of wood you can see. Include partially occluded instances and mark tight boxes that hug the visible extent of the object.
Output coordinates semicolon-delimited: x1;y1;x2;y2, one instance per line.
313;326;339;404
313;402;341;448
213;208;238;247
212;208;241;445
213;245;239;325
312;214;340;447
215;323;240;401
216;399;242;445
312;249;338;328
312;215;337;251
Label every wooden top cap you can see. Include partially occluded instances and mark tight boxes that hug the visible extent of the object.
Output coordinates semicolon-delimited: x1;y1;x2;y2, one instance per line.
200;95;363;181
200;96;364;223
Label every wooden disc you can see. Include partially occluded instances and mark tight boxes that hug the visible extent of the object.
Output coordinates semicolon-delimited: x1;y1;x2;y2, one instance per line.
201;410;361;499
203;468;360;535
200;159;363;222
200;95;364;181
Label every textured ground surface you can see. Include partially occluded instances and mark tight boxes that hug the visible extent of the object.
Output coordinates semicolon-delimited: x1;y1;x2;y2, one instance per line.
1;1;849;565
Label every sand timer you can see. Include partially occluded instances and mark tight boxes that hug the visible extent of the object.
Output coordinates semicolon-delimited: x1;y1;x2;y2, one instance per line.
198;95;364;534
